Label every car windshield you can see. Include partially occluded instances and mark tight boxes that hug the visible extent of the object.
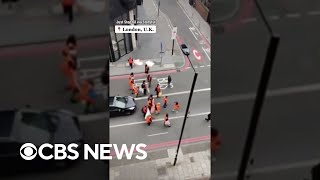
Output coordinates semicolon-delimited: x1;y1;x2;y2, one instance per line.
21;112;54;131
114;97;127;108
181;44;187;48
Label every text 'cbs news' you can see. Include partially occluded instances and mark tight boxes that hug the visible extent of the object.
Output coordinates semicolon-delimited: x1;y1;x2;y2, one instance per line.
20;143;147;161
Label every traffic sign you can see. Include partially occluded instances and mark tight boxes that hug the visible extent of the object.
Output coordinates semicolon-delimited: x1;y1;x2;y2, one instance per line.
171;26;178;40
193;49;202;60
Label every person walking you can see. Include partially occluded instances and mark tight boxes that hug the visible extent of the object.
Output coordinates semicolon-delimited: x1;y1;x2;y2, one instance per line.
164;113;171;127
147;74;152;88
67;57;80;103
61;0;75;23
168;75;172;88
129;72;134;82
205;113;211;121
141;105;148;117
144;64;149;74
162;96;168;108
128;57;133;69
155;103;161;114
146;114;152;126
147;99;153;111
134;86;139;97
155;84;161;98
142;80;147;95
172;102;180;113
129;78;134;93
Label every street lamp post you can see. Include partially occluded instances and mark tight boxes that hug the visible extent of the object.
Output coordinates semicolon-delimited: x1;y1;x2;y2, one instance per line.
158;0;160;17
160;42;164;66
173;55;198;166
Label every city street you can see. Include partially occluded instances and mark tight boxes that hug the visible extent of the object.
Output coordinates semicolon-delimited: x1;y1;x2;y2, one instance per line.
110;68;210;148
213;0;320;179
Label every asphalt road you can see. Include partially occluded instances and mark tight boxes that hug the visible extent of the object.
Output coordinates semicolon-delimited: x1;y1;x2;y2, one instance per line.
0;37;107;114
213;1;320;179
158;0;211;67
110;67;210;150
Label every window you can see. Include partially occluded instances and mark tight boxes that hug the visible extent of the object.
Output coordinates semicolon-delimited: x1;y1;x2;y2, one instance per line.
115;97;127;108
21;112;51;131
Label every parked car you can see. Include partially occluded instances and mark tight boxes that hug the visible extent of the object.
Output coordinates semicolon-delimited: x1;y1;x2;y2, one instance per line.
0;108;84;174
180;43;190;55
109;96;136;117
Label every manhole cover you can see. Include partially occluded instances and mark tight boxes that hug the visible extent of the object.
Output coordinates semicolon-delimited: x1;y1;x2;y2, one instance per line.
157;167;167;176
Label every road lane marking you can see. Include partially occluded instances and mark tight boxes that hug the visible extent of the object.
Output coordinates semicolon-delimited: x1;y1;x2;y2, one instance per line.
269;15;280;20
286;13;301;18
134;88;210;101
148;132;168;137
200;65;205;68
241;17;257;23
308;11;320;15
207;65;211;66
110;112;210;128
214;159;320;179
189;27;198;40
202;47;211;61
213;83;320;104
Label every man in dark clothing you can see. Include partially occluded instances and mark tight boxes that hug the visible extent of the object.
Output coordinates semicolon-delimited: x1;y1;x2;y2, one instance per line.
205;113;211;121
168;75;172;88
147;74;152;88
145;64;149;74
142;80;147;95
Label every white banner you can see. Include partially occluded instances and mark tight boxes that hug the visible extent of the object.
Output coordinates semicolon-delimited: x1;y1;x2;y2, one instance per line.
115;25;156;33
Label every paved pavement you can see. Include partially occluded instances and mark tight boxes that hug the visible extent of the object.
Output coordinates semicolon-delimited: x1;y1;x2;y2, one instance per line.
109;0;185;76
0;0;107;46
110;141;211;180
0;37;108;114
177;0;211;43
0;117;109;180
212;1;320;179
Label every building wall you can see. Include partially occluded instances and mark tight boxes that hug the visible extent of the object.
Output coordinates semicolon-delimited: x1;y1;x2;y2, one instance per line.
194;0;210;23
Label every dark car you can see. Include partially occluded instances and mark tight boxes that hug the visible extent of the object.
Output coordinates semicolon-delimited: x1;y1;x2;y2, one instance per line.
109;96;136;117
180;43;190;55
0;108;83;174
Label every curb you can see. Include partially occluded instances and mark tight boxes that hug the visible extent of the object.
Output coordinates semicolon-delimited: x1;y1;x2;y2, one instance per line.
212;0;241;24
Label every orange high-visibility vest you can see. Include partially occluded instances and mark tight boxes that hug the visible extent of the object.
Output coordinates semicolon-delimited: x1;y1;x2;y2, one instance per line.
174;103;180;110
156;104;161;112
163;97;167;104
146;116;152;123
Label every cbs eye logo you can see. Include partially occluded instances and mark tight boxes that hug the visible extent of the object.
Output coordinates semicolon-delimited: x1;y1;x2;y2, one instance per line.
20;143;37;160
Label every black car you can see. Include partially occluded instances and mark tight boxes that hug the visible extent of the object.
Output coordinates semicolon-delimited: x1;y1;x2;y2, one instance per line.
109;96;136;117
180;43;190;55
0;108;84;174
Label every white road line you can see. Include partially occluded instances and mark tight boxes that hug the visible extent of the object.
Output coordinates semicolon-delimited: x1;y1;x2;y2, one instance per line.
269;15;280;20
134;88;210;101
207;65;211;66
148;132;168;137
286;13;301;18
307;11;320;15
189;27;198;40
202;47;211;61
208;126;211;128
176;0;207;43
194;66;198;68
200;66;205;68
214;159;320;179
110;112;210;128
241;17;257;23
213;83;320;104
186;67;191;69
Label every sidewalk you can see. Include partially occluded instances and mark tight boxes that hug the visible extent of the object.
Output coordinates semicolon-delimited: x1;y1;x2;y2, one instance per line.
0;0;107;47
109;0;185;77
110;141;211;180
176;0;211;44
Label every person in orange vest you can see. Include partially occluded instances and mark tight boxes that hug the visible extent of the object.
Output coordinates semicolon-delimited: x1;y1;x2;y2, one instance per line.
77;79;91;104
128;57;133;69
164;113;171;127
162;96;168;108
134;86;139;97
61;0;74;23
155;84;161;98
141;105;148;117
68;59;80;103
60;53;73;89
147;99;153;111
129;72;134;81
146;115;152;126
129;78;134;92
212;127;221;153
172;102;180;113
155;103;161;114
147;74;152;88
